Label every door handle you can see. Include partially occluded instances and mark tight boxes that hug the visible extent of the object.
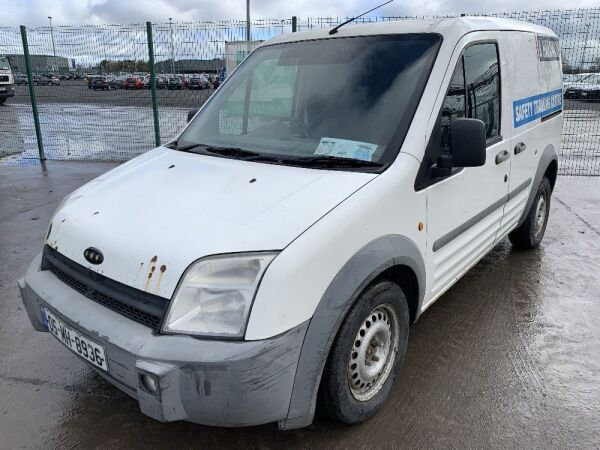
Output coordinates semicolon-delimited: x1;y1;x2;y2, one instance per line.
495;149;510;165
514;142;527;155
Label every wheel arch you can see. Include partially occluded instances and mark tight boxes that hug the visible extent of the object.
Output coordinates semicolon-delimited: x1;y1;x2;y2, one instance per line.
545;158;558;191
279;235;425;430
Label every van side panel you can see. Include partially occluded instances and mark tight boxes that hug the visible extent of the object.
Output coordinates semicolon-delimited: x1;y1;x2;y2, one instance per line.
497;31;562;239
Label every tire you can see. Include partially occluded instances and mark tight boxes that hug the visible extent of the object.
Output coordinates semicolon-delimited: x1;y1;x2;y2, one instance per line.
0;97;6;105
318;279;410;424
509;177;552;249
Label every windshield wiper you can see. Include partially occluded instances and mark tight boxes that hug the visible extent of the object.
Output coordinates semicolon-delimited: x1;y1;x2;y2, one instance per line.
165;142;260;159
165;143;382;169
202;146;261;158
279;155;383;169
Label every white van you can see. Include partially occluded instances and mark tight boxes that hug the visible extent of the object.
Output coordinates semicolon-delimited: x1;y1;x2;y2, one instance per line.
19;17;562;429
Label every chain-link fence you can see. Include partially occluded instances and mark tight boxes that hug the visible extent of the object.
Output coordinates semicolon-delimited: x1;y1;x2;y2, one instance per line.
0;9;599;174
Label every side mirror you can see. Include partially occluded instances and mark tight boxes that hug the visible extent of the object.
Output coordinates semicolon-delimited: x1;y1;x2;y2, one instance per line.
450;118;487;167
187;109;199;123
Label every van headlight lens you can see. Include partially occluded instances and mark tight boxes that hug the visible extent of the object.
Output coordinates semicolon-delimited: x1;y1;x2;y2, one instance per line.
163;253;277;338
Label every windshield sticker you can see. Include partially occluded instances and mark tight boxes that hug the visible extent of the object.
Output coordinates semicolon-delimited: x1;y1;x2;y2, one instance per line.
315;138;378;161
513;89;562;128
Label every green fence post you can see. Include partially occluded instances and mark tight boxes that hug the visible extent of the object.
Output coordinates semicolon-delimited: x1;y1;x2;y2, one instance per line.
292;16;297;32
20;25;45;161
146;21;161;147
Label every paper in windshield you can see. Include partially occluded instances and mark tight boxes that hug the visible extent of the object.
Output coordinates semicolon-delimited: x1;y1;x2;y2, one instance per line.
314;138;378;161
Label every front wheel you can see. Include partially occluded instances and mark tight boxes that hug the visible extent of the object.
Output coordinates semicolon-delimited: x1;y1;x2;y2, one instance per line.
509;177;552;249
319;280;409;424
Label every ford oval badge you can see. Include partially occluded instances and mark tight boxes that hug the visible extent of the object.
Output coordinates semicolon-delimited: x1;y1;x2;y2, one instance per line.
84;247;104;265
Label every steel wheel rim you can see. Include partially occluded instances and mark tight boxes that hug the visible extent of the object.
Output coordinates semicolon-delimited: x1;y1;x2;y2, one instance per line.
534;193;547;237
347;304;400;402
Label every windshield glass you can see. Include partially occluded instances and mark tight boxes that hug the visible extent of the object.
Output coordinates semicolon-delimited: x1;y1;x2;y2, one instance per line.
178;34;441;169
0;56;10;71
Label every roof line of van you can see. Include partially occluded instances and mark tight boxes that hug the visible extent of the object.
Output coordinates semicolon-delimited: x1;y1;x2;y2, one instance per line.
265;17;556;47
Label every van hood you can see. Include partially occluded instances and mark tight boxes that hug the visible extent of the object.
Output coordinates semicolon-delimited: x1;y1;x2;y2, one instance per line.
47;147;375;299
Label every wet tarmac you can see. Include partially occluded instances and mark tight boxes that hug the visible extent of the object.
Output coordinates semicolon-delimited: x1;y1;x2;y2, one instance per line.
1;162;599;449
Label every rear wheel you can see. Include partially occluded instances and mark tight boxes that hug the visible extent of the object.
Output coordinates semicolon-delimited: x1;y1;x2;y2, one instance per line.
319;280;410;424
509;177;552;249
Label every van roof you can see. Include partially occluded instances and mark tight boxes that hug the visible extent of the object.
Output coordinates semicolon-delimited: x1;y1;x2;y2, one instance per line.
266;16;556;46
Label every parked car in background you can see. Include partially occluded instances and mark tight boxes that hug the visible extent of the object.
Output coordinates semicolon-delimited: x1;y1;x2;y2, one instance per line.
562;74;580;83
14;73;28;85
189;76;210;90
91;76;111;90
123;77;144;89
87;75;103;88
0;55;15;104
564;73;600;99
108;76;125;89
34;74;60;86
168;77;183;90
156;76;169;89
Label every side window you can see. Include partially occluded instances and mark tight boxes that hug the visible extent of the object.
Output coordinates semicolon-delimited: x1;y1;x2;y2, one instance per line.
415;43;501;190
463;43;501;140
440;58;466;151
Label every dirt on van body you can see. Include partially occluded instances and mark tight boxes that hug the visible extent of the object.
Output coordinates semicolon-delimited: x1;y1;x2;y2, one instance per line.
1;162;599;448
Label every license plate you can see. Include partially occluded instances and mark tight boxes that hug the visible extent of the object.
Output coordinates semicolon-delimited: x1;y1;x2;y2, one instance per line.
41;307;108;371
582;92;587;96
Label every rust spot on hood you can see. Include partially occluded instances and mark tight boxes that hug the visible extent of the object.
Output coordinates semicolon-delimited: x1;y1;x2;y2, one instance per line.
143;256;160;291
155;265;167;294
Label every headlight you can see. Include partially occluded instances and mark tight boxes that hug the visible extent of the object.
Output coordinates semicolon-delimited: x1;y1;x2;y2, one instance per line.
163;253;277;338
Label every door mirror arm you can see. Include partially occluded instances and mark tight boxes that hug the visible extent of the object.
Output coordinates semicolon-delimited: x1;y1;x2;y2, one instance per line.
430;153;453;178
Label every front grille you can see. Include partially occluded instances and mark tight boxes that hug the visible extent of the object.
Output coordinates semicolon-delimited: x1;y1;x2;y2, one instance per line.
0;76;8;82
42;246;169;331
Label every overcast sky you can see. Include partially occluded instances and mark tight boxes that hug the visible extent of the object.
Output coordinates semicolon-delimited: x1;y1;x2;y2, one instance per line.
2;0;599;27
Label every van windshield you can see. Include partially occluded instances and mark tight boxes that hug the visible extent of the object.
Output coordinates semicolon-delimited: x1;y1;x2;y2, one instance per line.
176;34;441;170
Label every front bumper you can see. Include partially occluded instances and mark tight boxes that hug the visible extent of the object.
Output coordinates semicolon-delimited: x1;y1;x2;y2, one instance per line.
19;253;309;427
0;85;15;98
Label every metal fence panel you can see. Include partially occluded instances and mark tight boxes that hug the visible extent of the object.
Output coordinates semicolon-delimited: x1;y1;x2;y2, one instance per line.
0;26;35;164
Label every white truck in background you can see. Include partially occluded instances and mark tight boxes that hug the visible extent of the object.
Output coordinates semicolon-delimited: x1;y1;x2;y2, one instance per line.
0;55;15;105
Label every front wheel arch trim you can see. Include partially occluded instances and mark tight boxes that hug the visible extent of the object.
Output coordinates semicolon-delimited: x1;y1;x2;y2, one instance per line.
278;235;425;430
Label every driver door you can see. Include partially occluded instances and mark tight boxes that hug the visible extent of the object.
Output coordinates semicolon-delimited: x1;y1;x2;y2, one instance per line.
422;39;511;306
